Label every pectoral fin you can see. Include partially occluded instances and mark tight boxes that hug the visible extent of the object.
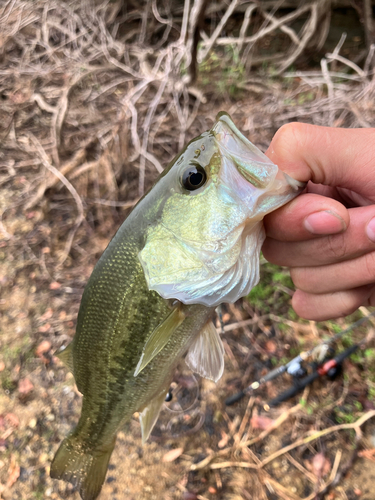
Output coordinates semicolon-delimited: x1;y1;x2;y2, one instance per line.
134;306;186;376
56;343;74;374
139;389;169;443
185;321;225;382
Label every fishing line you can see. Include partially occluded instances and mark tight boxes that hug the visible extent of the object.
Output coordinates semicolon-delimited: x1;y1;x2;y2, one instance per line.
163;373;200;414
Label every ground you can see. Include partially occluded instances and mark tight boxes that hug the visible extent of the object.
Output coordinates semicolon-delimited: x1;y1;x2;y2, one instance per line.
1;2;375;500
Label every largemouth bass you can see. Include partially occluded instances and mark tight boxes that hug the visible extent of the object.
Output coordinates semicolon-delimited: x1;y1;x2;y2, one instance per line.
50;112;305;499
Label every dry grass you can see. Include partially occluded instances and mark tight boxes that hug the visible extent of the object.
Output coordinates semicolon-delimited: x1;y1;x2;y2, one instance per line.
1;1;375;500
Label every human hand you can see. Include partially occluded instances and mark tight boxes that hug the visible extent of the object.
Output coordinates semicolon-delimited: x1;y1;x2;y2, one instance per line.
262;123;375;321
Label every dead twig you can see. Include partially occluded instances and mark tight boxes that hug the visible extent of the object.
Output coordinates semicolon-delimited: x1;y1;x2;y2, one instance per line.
242;404;302;448
198;0;241;63
260;410;375;468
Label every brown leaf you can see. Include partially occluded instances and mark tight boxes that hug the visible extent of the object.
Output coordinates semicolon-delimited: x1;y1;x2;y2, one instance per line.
4;413;19;428
49;281;61;290
18;377;34;396
6;455;20;488
265;340;277;353
250;415;274;430
39;308;53;321
311;452;331;477
162;448;183;462
358;449;375;462
38;323;51;333
59;310;67;320
35;340;52;359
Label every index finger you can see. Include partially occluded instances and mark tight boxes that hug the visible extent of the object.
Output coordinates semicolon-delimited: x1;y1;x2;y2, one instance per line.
263;192;348;241
265;123;375;200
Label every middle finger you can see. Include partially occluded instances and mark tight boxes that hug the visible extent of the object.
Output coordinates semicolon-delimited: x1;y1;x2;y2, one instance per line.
291;250;375;294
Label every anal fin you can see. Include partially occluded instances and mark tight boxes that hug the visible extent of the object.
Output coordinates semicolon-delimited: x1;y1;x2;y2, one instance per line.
134;306;185;376
185;321;225;382
139;389;169;443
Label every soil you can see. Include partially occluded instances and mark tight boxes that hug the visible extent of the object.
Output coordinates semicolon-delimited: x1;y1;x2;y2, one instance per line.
1;2;375;500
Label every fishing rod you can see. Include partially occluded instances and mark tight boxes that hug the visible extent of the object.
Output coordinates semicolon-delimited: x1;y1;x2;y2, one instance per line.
225;311;375;406
265;342;361;408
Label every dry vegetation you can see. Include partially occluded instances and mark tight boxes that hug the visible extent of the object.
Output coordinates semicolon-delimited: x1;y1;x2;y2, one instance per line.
1;1;375;499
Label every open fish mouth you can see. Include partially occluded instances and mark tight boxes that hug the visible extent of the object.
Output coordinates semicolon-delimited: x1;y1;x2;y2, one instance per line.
213;111;279;189
213;111;305;194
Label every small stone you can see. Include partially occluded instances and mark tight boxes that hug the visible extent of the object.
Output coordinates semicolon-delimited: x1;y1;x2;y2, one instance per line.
39;453;48;464
45;487;53;496
28;418;37;429
208;486;217;494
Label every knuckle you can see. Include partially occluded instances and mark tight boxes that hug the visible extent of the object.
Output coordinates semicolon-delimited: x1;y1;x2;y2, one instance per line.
363;251;375;279
324;233;347;261
367;286;375;307
335;291;361;318
290;267;307;290
271;122;309;153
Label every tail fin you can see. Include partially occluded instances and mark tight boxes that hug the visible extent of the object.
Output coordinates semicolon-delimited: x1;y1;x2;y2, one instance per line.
50;435;116;500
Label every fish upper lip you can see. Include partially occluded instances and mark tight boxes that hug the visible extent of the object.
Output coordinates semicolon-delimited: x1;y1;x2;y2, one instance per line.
212;113;306;191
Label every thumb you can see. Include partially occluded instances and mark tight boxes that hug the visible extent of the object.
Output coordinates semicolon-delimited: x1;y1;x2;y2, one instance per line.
266;123;375;202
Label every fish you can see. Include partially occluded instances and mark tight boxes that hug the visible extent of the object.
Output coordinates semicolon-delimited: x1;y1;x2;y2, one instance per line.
50;112;305;500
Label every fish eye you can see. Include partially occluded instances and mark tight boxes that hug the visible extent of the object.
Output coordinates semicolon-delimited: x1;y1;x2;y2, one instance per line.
181;163;207;191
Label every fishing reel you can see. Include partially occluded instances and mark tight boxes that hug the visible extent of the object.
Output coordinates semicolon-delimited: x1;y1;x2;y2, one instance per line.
225;340;362;408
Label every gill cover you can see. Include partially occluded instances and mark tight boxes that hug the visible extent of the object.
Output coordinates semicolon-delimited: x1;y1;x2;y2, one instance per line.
139;112;305;307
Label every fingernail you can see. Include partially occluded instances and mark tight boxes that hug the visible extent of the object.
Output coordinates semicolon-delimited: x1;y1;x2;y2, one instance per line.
366;217;375;242
304;210;346;235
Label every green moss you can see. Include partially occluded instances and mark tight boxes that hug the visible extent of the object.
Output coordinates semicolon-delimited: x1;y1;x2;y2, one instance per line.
327;321;342;334
354;401;363;411
364;348;375;361
350;351;363;364
198;45;246;99
1;373;17;393
288;308;298;321
368;387;375;401
297;91;315;105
